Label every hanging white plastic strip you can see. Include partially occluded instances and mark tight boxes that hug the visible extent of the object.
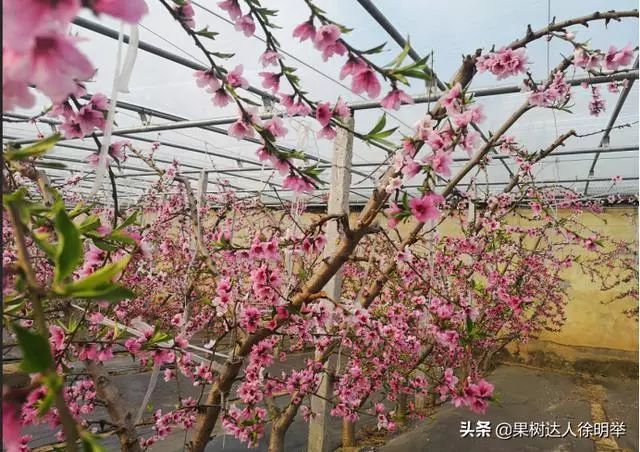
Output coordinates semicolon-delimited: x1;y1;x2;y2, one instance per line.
136;363;160;424
89;24;140;197
117;25;140;93
88;24;124;197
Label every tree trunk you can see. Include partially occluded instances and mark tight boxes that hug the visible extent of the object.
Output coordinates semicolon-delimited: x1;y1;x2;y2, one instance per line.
268;427;286;452
189;358;244;451
86;362;141;452
395;393;408;423
342;418;356;448
268;404;297;452
190;329;272;451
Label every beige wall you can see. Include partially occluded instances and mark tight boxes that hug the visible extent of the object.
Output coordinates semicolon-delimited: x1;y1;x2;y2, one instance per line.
540;208;637;353
214;205;638;366
355;206;638;361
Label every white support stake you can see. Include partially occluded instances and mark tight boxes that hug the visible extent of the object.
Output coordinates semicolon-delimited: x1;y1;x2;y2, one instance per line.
307;118;354;452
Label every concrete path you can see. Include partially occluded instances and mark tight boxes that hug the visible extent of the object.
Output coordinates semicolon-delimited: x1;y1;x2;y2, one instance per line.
380;365;638;452
21;363;638;451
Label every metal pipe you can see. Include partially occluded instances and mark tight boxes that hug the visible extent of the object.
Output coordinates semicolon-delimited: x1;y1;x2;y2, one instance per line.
41;139;284;187
267;176;638;192
584;57;639;194
99;144;640;177
62;176;283;202
72;17;277;102
3;113;265;167
4;115;386;181
8;134;373;201
355;0;446;91
81;176;638;204
4;122;288;190
81;98;334;165
10;70;635;147
73;99;374;179
350;70;639;110
70;18;394;160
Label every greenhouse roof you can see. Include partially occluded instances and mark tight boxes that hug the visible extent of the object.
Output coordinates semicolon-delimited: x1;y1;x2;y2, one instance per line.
3;0;638;206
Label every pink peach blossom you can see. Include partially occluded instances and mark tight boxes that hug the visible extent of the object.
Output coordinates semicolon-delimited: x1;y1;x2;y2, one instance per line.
380;89;413;110
2;0;80;52
351;67;381;99
259;50;280;67
320;41;347;61
218;0;242;20
428;150;453;177
92;0;148;23
265;117;288;138
333;97;351;119
194;70;220;92
409;193;445;223
226;65;248;89
283;175;314;193
314;24;341;50
293;21;316;42
604;43;634;71
76;105;105;135
212;88;231;107
49;325;66;351
340;56;367;80
229;119;254;140
234;14;256;37
317;125;337;140
8;33;95;104
2;398;22;452
259;72;280;93
88;93;110;111
315;102;332;127
176;1;196;28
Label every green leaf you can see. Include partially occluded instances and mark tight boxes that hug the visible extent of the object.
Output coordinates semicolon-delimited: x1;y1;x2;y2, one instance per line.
68;202;88;219
2;187;28;206
360;42;387;55
378;139;398;149
3;295;26;314
195;26;218;40
401;192;410;210
387;38;412;69
32;232;57;260
58;255;132;300
402;69;432;81
370;127;398;140
237;95;262;107
5;134;61;161
3;188;32;225
13;324;54;373
53;207;82;284
37;387;56;416
105;231;138;246
210;51;235;59
91;238;120;252
466;316;474;333
302;165;324;183
114;211;138;231
38;374;63;416
147;330;172;346
66;284;135;302
81;431;106;452
367;114;387;137
78;215;101;234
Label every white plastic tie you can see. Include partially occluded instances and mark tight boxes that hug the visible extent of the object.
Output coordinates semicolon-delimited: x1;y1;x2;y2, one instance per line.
89;23;140;197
